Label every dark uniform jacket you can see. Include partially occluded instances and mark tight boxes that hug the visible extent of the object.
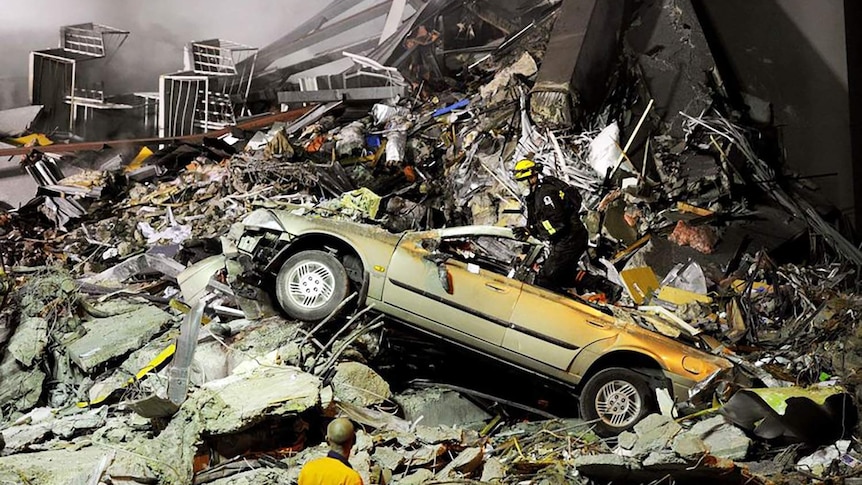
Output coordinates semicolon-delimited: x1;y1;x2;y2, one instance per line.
525;176;586;243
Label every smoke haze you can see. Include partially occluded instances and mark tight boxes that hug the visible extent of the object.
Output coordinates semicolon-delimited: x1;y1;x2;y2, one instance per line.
0;0;324;109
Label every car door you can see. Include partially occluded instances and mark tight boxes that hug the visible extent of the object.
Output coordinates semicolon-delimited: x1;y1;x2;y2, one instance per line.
502;283;617;370
383;230;524;346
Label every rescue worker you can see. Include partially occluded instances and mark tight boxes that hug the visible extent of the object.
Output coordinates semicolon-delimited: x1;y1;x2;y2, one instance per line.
298;418;364;485
512;159;588;292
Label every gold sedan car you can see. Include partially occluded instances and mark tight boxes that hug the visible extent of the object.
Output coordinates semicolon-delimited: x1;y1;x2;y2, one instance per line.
231;208;732;435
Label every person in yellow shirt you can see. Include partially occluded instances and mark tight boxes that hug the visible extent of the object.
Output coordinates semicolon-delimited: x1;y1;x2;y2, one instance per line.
298;418;363;485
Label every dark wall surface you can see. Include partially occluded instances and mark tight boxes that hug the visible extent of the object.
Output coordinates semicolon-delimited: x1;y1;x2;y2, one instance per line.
694;0;855;225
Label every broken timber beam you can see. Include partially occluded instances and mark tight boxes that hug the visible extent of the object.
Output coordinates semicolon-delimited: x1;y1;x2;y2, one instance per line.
0;107;312;158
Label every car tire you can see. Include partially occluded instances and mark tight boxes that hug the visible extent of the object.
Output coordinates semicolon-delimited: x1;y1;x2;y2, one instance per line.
275;250;350;322
578;367;656;436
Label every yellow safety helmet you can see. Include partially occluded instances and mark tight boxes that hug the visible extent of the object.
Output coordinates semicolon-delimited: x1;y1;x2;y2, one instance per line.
513;159;539;180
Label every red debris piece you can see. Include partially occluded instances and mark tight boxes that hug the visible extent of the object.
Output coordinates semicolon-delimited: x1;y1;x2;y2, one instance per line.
668;220;718;254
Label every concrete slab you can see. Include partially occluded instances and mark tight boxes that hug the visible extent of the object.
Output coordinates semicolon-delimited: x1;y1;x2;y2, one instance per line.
51;409;106;440
331;362;391;407
480;457;507;482
227;317;303;373
372;446;403;470
415;425;463;444
688;415;751;461
6;316;48;367
393;387;492;427
0;446;106;485
197;365;320;435
207;468;294;485
397;469;434;485
0;352;46;412
630;413;682;457
1;421;52;454
672;432;708;460
436;447;483;479
66;305;173;373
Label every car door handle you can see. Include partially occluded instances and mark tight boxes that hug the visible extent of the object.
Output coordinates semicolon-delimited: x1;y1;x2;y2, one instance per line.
485;283;508;293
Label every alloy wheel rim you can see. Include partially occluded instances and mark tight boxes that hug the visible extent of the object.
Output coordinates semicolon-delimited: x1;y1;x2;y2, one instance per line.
287;261;335;309
594;379;642;428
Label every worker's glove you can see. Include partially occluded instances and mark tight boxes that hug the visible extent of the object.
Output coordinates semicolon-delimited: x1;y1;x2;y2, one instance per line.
512;226;530;240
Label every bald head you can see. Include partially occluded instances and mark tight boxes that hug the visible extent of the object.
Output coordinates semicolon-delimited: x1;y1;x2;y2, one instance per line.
326;418;356;456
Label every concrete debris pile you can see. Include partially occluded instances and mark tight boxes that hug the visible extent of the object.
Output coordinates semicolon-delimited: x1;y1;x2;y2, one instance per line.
1;0;862;484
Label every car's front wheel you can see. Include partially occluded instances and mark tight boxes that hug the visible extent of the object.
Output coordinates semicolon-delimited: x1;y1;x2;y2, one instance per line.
275;250;350;321
578;367;655;436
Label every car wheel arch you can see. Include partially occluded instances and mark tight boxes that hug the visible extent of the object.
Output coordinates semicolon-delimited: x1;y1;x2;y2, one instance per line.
575;349;667;395
266;232;367;279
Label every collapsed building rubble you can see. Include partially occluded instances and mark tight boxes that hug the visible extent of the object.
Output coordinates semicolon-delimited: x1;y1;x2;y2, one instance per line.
2;0;862;484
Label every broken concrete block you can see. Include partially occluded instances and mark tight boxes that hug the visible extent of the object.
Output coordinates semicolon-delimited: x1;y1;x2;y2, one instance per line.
436;447;483;479
66;305;172;373
643;450;686;467
0;351;46;412
530;0;625;126
617;430;637;450
191;340;230;384
196;365;320;435
672;432;708;460
84;331;179;404
631;413;682;456
81;298;149;318
372;445;404;471
480;456;507;482
207;468;294;485
226;317;302;373
6;316;48;367
91;415;151;445
396;468;434;485
415;425;464;444
688;415;750;461
393;387;491;427
351;450;372;485
0;447;108;485
1;421;53;453
51;409;106;439
480;52;538;101
572;452;630;467
331;362;391;407
404;443;447;467
108;403;203;485
87;370;131;404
